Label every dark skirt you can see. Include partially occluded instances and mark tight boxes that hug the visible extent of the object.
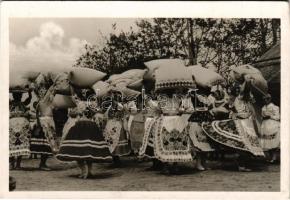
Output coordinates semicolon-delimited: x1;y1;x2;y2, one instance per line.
56;120;111;162
30;129;54;155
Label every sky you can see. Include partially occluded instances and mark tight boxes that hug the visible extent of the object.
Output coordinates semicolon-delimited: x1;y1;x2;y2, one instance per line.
9;18;142;72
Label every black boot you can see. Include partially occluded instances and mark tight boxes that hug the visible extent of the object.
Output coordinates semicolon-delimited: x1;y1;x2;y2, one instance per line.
10;157;16;170
15;156;22;170
87;161;93;178
39;154;51;171
112;156;121;167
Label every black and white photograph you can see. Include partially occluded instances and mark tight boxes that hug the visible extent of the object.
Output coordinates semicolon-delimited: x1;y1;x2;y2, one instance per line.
1;1;289;199
7;16;282;191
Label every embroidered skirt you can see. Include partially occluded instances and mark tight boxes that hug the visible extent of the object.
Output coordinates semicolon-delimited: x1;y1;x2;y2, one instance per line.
129;114;145;154
260;119;280;150
103;119;131;156
153;116;192;163
30;117;57;155
188;122;214;152
202;117;264;157
9;117;30;157
56;120;111;162
139;117;156;158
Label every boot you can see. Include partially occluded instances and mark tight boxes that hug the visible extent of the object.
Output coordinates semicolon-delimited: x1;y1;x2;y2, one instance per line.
201;153;210;170
15;156;22;170
112;156;121;167
10;157;16;170
237;153;252;172
77;161;86;178
87;162;93;178
196;155;205;171
39;154;51;171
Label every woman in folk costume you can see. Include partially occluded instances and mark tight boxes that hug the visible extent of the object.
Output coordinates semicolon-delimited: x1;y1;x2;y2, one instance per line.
141;65;195;173
230;85;265;171
103;90;131;166
260;94;280;163
30;74;58;170
202;84;264;172
154;88;193;173
9;89;32;169
182;89;215;171
57;85;111;179
123;99;139;154
139;93;164;170
206;85;231;161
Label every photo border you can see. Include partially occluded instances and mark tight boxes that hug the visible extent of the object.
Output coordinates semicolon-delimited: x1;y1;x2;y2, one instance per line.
1;1;289;199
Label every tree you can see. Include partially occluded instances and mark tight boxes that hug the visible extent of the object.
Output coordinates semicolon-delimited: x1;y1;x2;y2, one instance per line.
74;18;280;79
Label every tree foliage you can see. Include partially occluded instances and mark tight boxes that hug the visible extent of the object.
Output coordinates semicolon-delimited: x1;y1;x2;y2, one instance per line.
74;18;280;77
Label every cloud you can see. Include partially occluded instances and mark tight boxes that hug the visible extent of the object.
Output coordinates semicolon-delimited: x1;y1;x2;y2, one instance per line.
10;21;88;73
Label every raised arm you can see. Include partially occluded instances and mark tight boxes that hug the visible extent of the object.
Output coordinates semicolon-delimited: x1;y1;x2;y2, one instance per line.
69;85;81;105
37;80;55;104
23;90;33;106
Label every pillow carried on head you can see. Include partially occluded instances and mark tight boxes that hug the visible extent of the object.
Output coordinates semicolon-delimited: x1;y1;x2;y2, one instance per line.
52;94;76;109
188;64;225;88
69;67;107;88
144;59;185;81
155;64;195;91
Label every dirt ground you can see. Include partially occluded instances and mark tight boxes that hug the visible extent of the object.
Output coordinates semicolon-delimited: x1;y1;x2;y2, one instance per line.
9;155;280;192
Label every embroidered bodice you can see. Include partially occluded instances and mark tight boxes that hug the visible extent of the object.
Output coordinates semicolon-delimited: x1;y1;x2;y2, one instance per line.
106;102;125;120
233;96;251;118
160;97;181;116
69;93;92;119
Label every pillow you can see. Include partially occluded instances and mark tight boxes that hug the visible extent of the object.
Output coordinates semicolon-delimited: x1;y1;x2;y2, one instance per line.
245;74;268;94
92;81;111;98
127;79;143;90
10;74;31;91
155;65;195;91
69;67;106;88
231;64;268;94
10;70;40;82
144;59;185;81
108;69;147;87
188;65;225;88
52;94;76;109
232;64;262;76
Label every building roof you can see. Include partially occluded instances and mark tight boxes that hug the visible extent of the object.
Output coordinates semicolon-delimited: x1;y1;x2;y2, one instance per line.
257;42;280;62
253;42;280;84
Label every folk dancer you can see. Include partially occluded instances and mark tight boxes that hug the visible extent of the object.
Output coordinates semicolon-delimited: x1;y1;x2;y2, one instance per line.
183;89;215;171
229;85;264;171
103;90;131;166
30;74;58;170
142;88;193;174
201;84;264;172
57;85;111;179
9;89;32;169
138;94;164;170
